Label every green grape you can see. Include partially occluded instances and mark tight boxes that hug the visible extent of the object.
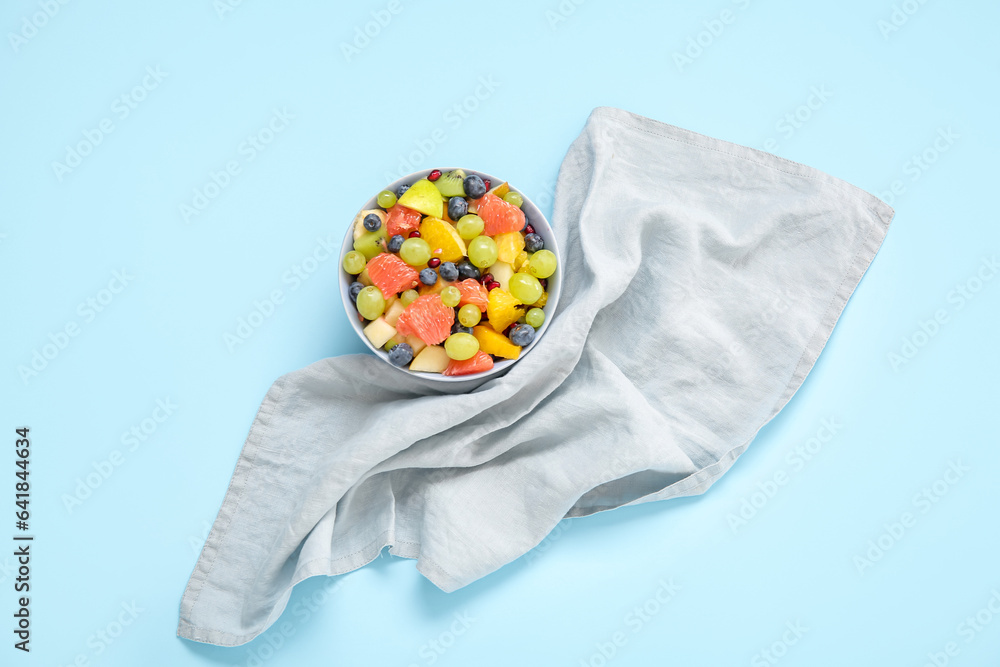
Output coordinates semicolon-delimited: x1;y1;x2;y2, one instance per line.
525;307;545;328
377;190;397;208
508;273;543;305
527;249;557;279
468;236;498;269
441;286;461;308
400;237;432;266
502;191;524;208
458;304;482;327
342;250;366;275
444;332;479;361
400;289;418;306
456;214;485;240
356;286;385;320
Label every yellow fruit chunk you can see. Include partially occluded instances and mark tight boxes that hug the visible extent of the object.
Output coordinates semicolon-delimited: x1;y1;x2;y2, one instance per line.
397;178;443;218
418;276;447;296
534;291;549;308
494;231;525;264
486;288;524;333
513;250;529;271
419;217;467;263
487;261;514;292
363;317;396;348
473;325;521;360
490;181;510;199
410;345;449;373
358;267;373;286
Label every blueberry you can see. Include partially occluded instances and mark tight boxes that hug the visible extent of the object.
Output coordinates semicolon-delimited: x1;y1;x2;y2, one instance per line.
396;184;410;198
448;196;468;220
524;233;544;253
509;323;536;346
438;261;459;281
387;343;413;367
387;234;404;253
349;281;364;301
463;174;487;199
363;213;382;232
452;322;474;335
419;268;438;286
457;260;480;280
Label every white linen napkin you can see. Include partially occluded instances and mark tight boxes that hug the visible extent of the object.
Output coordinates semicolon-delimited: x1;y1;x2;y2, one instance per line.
178;107;893;646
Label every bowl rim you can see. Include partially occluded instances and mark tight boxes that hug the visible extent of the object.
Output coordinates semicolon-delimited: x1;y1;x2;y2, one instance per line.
339;167;561;383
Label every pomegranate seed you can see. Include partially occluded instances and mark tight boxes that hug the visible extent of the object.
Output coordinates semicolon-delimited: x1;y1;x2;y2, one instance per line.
482;273;494;283
487;281;501;291
427;258;441;268
408;231;421;238
428;169;442;181
483;179;491;190
524;225;535;235
539;278;548;289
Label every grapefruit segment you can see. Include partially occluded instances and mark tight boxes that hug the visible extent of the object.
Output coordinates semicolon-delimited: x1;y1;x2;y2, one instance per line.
473;193;525;236
443;350;494;376
386;204;423;238
366;253;420;297
394;295;455;345
454;279;489;312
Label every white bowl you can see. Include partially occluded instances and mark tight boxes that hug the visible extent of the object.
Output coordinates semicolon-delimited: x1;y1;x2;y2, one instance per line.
339;168;561;387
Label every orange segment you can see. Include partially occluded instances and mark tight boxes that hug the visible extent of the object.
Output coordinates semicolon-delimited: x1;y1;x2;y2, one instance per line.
486;288;523;333
418;217;467;263
473;325;520;360
494;231;525;264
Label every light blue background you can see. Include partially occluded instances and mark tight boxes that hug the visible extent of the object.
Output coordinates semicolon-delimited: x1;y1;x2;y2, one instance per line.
2;1;998;665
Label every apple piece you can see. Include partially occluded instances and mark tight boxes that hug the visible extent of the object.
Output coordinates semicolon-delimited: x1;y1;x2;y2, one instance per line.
383;300;406;327
353;209;386;240
397;178;444;218
363;317;396;348
358;266;373;287
487;261;514;292
405;335;426;357
409;345;450;373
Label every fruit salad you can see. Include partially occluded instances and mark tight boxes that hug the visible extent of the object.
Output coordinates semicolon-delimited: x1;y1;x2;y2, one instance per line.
342;169;557;377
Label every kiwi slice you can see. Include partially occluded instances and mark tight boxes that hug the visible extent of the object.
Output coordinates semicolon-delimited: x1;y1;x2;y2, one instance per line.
434;169;466;198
